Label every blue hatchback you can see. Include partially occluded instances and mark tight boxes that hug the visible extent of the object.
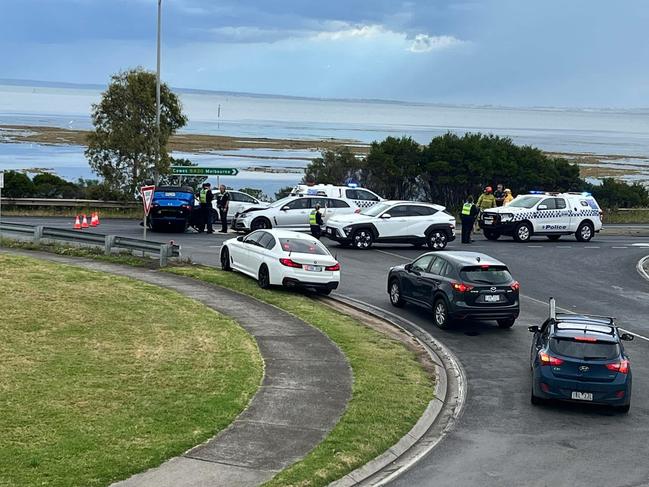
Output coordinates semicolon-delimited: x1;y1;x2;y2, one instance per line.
529;310;634;413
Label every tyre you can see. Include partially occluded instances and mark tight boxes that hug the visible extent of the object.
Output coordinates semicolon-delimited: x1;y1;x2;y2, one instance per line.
251;217;271;231
497;318;516;328
615;403;631;414
433;298;451;329
352;228;374;249
220;247;232;271
513;222;532;242
575;221;594;242
547;235;561;241
317;288;332;296
257;264;271;289
389;279;405;308
427;230;448;250
530;389;543;406
483;230;501;241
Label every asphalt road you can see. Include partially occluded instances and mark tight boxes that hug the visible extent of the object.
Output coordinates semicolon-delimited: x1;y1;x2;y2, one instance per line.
5;217;649;487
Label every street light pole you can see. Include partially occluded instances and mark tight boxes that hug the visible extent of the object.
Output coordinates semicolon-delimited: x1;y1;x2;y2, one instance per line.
155;0;162;185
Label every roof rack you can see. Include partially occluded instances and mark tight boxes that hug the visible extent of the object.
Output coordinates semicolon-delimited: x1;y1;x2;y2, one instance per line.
547;298;615;325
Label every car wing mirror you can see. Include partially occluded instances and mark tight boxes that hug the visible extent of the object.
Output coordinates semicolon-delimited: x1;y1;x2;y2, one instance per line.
621;333;635;341
237;236;244;242
528;325;540;333
281;206;290;211
380;213;391;219
404;263;413;272
537;204;548;211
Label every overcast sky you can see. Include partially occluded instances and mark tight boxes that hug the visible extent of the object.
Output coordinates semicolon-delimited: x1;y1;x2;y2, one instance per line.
2;0;648;107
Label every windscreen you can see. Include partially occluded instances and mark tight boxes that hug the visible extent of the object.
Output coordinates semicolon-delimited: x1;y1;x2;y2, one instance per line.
460;266;513;285
154;191;193;202
270;197;293;208
280;238;329;255
508;196;542;208
550;338;620;360
361;202;392;217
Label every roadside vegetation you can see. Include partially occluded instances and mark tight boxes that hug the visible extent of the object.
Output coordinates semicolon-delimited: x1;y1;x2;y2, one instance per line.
0;254;262;487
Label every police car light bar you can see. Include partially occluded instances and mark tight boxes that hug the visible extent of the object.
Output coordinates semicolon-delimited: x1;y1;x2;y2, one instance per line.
529;190;545;194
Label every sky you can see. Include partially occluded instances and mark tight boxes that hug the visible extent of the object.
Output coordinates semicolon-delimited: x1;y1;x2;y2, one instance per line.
2;0;649;107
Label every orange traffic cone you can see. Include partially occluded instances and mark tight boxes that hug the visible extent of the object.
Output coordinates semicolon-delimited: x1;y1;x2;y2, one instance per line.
81;214;89;229
73;215;82;230
90;212;98;227
94;212;100;226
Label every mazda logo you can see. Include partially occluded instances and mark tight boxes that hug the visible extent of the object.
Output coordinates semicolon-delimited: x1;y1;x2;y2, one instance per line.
490;287;497;292
579;365;590;372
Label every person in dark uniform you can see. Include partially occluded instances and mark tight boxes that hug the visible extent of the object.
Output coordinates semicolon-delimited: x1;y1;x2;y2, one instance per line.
216;184;230;233
309;203;323;239
197;182;214;233
461;195;479;244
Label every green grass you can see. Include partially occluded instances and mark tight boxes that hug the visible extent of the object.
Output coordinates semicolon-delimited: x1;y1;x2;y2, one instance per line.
0;255;262;487
603;209;649;224
167;266;435;487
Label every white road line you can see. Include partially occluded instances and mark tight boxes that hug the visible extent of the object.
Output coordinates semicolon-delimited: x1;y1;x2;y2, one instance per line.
556;246;572;249
612;246;628;249
631;243;649;247
208;245;222;248
585;246;600;249
374;249;411;260
527;245;542;248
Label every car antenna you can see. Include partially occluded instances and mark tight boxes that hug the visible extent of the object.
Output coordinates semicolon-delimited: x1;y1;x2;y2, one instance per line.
549;297;556;320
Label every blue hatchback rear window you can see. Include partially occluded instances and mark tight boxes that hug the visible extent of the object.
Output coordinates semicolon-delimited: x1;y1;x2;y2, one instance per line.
550;338;619;360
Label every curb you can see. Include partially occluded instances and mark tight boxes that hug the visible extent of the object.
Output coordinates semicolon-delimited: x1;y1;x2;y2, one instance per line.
325;294;467;487
637;255;649;283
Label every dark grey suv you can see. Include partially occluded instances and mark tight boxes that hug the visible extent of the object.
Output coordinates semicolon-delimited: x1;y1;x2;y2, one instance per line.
387;251;520;329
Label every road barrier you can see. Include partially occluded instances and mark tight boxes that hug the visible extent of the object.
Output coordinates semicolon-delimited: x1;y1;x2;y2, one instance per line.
0;221;180;266
0;197;139;209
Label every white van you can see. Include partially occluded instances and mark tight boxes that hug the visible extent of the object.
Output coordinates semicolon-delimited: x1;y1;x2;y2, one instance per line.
291;184;383;209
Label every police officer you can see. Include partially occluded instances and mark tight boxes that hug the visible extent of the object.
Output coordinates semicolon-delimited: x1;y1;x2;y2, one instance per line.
216;184;230;233
475;186;496;233
309;203;323;239
461;195;479;244
197;182;214;233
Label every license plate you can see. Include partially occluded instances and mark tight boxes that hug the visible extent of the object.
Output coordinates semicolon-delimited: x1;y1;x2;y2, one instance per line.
327;228;334;235
485;294;500;302
571;391;593;401
304;265;323;272
483;218;494;225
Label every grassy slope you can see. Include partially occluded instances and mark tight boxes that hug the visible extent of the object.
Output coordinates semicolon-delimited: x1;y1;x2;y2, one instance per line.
167;266;434;487
0;255;262;487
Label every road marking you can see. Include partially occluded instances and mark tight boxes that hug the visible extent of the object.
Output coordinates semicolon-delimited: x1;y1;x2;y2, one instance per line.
208;245;222;249
527;245;542;248
374;249;411;260
585;246;600;249
612;246;628;249
556;246;572;249
631;243;649;247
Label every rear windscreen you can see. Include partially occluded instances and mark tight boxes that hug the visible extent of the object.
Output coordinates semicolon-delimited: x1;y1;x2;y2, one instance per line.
550;338;620;360
280;239;329;255
460;266;512;285
154;191;193;202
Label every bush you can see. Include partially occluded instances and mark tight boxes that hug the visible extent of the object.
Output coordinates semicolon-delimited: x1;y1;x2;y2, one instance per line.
590;178;649;208
32;173;82;198
3;171;35;198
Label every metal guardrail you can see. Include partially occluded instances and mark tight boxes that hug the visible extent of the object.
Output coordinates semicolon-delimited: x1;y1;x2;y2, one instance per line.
0;197;139;209
0;221;180;266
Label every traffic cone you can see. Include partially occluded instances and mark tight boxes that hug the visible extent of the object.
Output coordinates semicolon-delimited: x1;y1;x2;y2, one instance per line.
81;214;89;229
73;215;82;230
94;212;100;226
90;212;98;227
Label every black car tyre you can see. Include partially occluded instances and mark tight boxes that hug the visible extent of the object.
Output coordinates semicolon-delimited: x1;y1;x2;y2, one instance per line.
317;288;332;296
427;230;448;250
530;389;543;406
547;235;561;241
251;217;271;231
513;222;532;242
575;221;594;242
497;318;516;328
615;403;630;414
483;230;501;241
433;298;451;329
389;279;405;308
221;247;232;271
257;264;271;289
352;228;374;249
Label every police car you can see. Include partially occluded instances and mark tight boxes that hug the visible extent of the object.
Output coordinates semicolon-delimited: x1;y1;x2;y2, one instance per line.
478;192;603;242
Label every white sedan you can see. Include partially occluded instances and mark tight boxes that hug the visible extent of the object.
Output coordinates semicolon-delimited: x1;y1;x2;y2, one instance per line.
220;229;341;294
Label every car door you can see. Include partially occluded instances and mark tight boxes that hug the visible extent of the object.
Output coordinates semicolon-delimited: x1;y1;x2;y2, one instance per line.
323;198;354;223
230;192;261;219
535;197;561;233
401;254;436;301
274;197;311;229
238;231;264;274
246;231;274;275
413;256;447;304
375;204;409;238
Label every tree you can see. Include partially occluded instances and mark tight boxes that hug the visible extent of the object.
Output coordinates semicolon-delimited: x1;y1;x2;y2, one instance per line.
303;147;363;185
590;178;649;208
238;187;268;201
363;136;423;200
85;68;188;196
274;186;294;200
32;173;81;198
2;171;35;198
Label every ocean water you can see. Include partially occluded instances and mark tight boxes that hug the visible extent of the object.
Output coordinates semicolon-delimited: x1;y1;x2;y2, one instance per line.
1;83;649;190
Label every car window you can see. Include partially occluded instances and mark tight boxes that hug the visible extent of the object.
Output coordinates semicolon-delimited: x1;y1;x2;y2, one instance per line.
355;189;380;201
229;192;243;202
238;192;257;203
257;232;275;250
555;198;567;209
411;254;435;272
328;198;350;208
154;191;193;202
508;196;542;208
345;189;358;199
386;205;408;217
279;238;329;255
441;261;455;278
244;231;264;245
549;338;620;360
460;266;513;284
285;198;311;210
311;197;328;208
429;257;446;275
408;205;436;216
539;198;556;210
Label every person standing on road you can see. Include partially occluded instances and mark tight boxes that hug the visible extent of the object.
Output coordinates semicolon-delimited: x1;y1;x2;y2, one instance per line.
494;184;506;207
216;184;230;233
309;203;323;239
197;182;214;234
461;195;479;244
503;188;514;205
475;186;496;232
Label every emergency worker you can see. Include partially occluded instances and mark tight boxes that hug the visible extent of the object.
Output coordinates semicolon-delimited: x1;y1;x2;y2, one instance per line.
309;203;323;239
461;195;479;244
197;182;214;233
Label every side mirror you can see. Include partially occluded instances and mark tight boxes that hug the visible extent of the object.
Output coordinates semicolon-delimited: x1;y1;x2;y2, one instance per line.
404;263;413;272
621;333;635;341
528;325;540;333
537;204;548;211
281;206;290;211
237;236;244;242
380;213;392;219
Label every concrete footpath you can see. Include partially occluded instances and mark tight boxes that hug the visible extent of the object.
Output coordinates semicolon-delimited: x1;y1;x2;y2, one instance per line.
1;250;353;487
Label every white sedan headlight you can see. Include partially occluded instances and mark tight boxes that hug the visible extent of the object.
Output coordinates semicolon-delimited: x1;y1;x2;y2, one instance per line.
499;213;514;222
343;225;353;235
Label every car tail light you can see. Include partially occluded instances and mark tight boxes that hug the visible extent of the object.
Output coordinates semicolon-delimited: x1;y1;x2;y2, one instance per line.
511;281;520;291
325;263;340;271
574;336;597;342
606;359;629;374
540;383;550;393
615;390;625;398
539;351;564;366
279;258;302;268
452;282;474;292
181;204;192;210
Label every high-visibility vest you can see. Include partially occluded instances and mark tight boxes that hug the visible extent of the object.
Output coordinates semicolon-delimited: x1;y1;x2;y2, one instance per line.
309;210;319;225
199;189;208;204
462;203;473;216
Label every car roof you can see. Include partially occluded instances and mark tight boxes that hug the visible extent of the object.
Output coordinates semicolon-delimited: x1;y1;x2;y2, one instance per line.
550;315;619;342
380;200;446;210
424;251;507;267
254;229;319;240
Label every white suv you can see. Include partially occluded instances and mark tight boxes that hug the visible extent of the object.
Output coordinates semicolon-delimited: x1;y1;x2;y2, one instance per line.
325;201;456;249
479;192;603;242
291;184;383;209
232;195;358;232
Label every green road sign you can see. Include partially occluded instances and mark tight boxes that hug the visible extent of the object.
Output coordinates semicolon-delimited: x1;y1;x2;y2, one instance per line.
171;166;239;176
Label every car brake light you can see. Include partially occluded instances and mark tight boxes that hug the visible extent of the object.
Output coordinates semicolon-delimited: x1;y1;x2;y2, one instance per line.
606;359;629;374
574;336;597;342
539;351;564;366
181;204;192;210
452;282;474;292
279;258;302;268
325;263;340;271
511;281;520;291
